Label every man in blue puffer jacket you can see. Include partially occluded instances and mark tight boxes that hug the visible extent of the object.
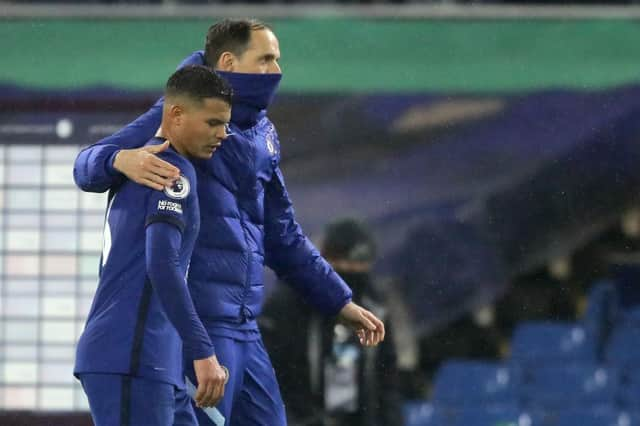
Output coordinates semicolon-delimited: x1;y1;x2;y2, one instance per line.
73;19;385;426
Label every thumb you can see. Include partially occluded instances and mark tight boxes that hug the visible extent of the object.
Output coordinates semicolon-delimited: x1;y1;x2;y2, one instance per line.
145;140;170;153
194;382;206;404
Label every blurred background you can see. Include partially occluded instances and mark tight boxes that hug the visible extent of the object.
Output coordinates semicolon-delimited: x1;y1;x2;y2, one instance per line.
2;1;640;425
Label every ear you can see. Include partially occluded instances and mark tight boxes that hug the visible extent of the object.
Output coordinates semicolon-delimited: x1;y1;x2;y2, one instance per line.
217;51;235;72
168;103;184;126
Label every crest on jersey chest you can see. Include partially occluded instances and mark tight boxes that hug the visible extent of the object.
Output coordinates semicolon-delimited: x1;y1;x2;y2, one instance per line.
265;126;277;157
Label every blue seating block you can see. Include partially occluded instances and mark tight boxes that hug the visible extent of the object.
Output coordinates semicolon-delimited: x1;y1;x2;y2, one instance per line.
510;321;598;365
432;360;520;406
521;364;618;409
618;368;640;408
452;405;541;426
606;326;640;369
555;408;635;426
403;400;446;426
582;280;617;345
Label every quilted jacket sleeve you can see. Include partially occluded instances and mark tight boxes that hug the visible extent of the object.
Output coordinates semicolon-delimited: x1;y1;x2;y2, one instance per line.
264;166;352;316
73;99;163;193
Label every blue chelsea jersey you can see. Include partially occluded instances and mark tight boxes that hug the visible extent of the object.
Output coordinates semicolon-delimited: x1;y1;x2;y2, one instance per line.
74;139;202;387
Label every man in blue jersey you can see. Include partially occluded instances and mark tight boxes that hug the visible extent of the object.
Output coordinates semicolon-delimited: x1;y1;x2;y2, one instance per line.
74;66;232;426
74;19;385;426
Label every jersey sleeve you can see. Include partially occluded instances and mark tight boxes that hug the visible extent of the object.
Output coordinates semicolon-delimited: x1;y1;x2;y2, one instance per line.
144;154;196;234
146;221;214;360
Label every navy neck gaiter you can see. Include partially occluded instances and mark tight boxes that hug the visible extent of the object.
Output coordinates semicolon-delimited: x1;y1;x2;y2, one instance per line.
216;71;282;129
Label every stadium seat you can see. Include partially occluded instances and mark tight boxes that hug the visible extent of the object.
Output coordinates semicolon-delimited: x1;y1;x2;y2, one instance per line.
627;411;640;425
621;307;640;325
618;367;640;408
521;364;618;410
432;360;520;406
605;325;640;369
403;401;447;426
619;380;640;409
582;280;618;348
510;321;598;365
451;405;540;426
584;275;640;328
607;263;640;326
554;408;635;426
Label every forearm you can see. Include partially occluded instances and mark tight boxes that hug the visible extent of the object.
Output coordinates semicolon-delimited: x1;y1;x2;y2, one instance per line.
146;222;214;360
73;144;123;192
73;98;163;192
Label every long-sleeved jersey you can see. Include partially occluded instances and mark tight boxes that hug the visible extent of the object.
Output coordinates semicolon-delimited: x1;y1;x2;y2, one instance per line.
74;140;213;386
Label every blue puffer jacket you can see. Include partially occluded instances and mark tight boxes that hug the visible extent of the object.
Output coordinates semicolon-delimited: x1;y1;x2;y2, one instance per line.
73;52;352;335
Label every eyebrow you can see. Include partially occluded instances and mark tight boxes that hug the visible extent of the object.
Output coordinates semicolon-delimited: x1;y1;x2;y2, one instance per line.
207;118;226;125
261;54;279;61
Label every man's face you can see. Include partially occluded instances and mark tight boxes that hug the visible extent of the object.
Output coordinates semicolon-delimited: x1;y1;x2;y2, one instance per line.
225;29;281;74
177;98;231;159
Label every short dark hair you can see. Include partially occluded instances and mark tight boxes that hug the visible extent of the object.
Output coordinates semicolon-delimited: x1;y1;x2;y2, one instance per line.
204;19;270;67
165;65;233;105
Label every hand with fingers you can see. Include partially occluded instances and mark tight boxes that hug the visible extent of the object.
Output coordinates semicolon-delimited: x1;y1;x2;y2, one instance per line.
113;141;181;191
193;355;229;408
337;301;386;347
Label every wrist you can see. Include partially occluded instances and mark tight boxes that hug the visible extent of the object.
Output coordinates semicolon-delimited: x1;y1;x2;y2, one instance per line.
108;149;123;176
336;298;353;317
189;345;215;362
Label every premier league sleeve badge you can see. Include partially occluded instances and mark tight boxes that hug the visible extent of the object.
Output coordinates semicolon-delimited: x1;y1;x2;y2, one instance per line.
164;174;190;200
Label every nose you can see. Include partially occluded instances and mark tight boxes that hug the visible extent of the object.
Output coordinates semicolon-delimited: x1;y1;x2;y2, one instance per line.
218;125;229;140
269;61;281;74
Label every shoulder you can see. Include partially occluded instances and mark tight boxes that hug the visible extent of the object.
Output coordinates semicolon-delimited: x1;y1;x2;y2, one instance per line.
156;148;195;178
144;141;198;200
141;139;193;174
176;50;205;69
164;166;197;204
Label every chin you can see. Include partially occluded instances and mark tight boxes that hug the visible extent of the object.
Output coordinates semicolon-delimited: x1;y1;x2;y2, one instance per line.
200;149;216;159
